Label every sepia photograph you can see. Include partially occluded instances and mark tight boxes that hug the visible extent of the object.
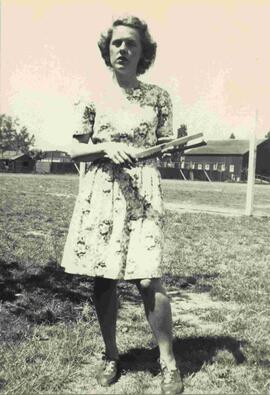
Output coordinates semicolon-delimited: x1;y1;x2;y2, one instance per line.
0;0;269;394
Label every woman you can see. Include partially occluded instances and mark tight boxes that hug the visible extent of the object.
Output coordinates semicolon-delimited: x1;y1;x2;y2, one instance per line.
61;16;183;395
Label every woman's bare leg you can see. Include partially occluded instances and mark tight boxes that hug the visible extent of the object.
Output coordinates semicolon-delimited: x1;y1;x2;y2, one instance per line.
136;278;177;369
93;277;119;360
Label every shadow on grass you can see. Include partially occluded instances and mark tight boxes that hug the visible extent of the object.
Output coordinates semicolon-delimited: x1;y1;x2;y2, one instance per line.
0;260;145;342
0;260;219;343
120;336;246;377
0;260;94;303
0;260;95;342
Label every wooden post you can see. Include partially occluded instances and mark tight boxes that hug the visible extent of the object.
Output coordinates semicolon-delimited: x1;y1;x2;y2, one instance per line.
203;169;211;182
79;162;86;193
245;111;258;216
179;168;187;180
73;162;86;193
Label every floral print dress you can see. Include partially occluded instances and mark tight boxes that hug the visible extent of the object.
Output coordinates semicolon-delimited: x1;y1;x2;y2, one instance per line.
61;81;173;280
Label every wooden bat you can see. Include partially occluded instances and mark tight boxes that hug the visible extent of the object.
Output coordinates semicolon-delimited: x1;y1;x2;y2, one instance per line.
135;133;204;160
73;133;205;163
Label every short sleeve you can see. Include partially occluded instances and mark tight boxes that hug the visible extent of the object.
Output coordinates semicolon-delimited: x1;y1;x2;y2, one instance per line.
156;89;173;140
73;100;96;140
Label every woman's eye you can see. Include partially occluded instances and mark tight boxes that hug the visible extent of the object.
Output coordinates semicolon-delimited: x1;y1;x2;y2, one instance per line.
112;40;121;47
127;41;136;47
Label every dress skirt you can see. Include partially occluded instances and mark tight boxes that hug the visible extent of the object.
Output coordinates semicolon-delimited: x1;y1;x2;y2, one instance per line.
61;160;165;280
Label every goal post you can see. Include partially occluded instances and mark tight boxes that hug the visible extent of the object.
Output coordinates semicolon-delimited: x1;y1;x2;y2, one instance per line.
74;162;86;193
245;111;258;216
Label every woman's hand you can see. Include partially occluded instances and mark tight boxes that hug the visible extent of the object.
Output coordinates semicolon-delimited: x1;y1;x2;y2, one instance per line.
103;142;138;166
156;146;174;160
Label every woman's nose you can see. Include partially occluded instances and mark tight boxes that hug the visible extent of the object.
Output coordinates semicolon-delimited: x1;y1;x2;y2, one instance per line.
119;42;127;52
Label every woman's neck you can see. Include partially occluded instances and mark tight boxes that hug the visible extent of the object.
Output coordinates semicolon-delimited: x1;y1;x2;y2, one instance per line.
112;72;139;89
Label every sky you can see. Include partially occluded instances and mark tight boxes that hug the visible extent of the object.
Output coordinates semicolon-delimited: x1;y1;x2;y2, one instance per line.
1;0;270;151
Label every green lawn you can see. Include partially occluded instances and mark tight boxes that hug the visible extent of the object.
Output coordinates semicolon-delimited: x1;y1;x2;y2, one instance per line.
0;174;269;394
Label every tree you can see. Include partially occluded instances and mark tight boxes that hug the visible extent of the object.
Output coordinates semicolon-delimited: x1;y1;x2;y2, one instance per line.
229;133;236;139
29;148;44;160
0;114;35;154
265;131;270;139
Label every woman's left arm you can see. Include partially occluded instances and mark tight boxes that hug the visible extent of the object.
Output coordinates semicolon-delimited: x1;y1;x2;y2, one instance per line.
155;88;174;159
156;88;174;145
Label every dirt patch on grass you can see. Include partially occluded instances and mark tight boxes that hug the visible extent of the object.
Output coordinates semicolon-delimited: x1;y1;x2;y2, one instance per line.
168;290;240;332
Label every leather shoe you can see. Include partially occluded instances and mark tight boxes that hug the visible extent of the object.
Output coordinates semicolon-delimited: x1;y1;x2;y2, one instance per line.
160;361;184;394
96;353;120;387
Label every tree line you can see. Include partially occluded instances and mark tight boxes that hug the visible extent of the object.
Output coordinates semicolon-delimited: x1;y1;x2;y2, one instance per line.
0;114;44;159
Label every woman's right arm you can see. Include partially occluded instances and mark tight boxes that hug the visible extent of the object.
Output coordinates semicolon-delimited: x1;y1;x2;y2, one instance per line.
70;140;138;165
70;102;138;164
70;138;107;162
70;101;102;161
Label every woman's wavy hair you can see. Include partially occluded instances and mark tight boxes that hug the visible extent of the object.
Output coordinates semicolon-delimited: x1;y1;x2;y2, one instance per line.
98;16;157;75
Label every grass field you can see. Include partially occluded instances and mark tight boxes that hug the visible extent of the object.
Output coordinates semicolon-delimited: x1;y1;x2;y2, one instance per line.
162;179;270;215
0;173;269;394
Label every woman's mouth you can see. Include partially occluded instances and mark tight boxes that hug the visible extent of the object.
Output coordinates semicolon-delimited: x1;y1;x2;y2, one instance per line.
117;56;128;63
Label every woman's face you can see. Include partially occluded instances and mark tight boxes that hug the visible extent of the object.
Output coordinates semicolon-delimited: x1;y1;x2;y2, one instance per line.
109;25;142;76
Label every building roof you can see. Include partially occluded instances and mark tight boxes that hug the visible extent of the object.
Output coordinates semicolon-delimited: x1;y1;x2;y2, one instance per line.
0;151;29;160
185;139;267;156
42;150;70;159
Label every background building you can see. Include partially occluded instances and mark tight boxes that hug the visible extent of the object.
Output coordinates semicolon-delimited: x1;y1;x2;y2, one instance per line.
0;151;35;173
180;139;270;182
36;150;76;174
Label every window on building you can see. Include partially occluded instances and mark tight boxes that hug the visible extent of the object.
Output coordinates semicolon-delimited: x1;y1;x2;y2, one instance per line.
229;164;235;173
192;163;195;169
204;164;210;170
181;161;185;169
221;163;226;171
213;163;218;170
197;163;202;170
